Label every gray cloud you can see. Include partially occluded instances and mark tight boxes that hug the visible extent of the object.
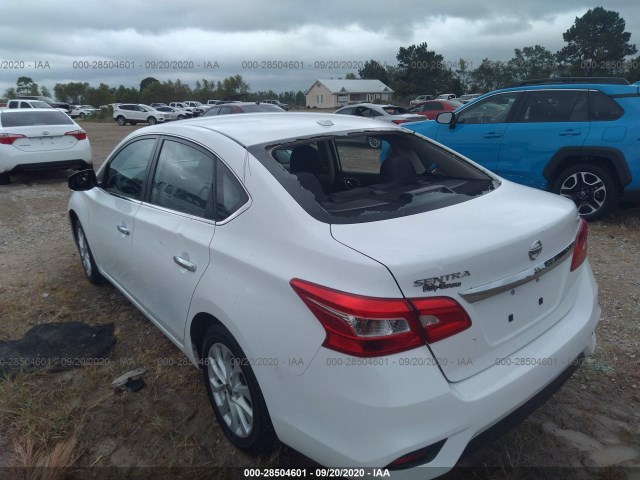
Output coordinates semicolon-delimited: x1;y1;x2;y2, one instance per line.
1;1;638;95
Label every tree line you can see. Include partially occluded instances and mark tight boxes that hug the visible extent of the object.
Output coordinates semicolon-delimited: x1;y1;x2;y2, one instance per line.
359;7;639;100
3;7;639;106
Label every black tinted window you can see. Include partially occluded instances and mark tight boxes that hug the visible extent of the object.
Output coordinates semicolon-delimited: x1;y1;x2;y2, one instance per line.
216;161;249;221
150;140;214;218
336;107;356;115
0;110;74;127
517;90;588;122
590;91;624;121
104;138;156;200
242;105;283;112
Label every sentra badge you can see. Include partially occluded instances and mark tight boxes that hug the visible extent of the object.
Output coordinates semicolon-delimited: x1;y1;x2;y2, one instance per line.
414;271;470;292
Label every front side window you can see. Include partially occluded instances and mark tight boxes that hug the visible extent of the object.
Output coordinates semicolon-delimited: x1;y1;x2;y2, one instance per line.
457;92;520;124
103;138;156;200
150;140;214;218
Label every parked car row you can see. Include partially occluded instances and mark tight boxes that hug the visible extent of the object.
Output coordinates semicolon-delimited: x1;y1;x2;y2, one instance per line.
408;99;462;119
409;93;481;107
69;105;100;119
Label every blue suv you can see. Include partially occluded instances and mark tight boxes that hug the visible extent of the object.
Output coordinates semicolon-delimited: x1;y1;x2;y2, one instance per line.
396;78;640;220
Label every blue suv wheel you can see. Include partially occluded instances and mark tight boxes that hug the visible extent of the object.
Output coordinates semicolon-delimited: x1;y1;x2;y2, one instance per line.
551;164;619;221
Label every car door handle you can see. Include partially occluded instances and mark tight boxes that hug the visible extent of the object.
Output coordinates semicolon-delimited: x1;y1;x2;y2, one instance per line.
173;256;197;272
483;132;502;139
559;130;581;136
117;224;130;235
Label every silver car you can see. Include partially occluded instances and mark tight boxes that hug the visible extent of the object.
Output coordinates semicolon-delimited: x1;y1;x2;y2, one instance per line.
333;103;427;148
154;106;191;121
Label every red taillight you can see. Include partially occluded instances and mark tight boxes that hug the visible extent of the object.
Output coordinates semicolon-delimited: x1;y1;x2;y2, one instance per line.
0;133;26;145
570;218;589;271
65;129;87;141
391;119;409;124
411;297;472;343
290;279;471;357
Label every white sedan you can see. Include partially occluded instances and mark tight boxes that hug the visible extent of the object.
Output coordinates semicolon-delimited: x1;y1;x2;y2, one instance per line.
153;105;191;120
0;108;92;185
69;105;95;119
67;113;599;477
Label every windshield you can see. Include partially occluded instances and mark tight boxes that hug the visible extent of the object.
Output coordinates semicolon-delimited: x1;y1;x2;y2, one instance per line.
31;101;51;108
382;106;409;115
1;110;74;127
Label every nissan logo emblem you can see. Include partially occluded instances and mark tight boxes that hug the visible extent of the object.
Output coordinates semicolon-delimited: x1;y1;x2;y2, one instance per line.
529;240;543;261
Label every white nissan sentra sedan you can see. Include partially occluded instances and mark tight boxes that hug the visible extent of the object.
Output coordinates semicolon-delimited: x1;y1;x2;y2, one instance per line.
67;113;599;477
0;108;92;185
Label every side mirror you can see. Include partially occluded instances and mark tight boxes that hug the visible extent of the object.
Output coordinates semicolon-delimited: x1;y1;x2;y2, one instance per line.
68;169;97;191
436;111;454;125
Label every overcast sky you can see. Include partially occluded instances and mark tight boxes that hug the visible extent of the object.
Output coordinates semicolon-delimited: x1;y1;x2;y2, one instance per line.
1;0;638;98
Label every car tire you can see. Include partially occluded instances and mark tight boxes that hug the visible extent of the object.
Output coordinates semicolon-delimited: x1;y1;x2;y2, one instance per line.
551;163;619;221
79;112;85;119
178;114;185;120
366;136;382;149
0;173;10;185
201;324;277;455
147;117;157;125
116;116;126;126
74;221;105;284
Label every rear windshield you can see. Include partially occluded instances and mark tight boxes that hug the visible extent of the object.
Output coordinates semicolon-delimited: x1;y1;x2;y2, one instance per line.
243;105;283;112
249;130;497;224
0;110;74;127
30;101;51;108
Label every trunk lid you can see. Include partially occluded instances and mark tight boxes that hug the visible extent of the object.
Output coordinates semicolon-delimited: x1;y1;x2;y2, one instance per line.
330;182;582;382
10;125;79;152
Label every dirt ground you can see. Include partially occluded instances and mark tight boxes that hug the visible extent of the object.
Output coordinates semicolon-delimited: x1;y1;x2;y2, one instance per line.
0;121;638;479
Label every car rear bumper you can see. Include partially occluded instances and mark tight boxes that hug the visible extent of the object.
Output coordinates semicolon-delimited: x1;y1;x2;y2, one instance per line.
265;263;599;478
1;144;92;174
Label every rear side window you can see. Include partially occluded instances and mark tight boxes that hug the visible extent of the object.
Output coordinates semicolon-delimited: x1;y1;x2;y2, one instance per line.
589;91;624;121
216;161;249;221
517;90;588;122
150;140;214;218
103;138;156;200
336;107;356;115
0;110;74;127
